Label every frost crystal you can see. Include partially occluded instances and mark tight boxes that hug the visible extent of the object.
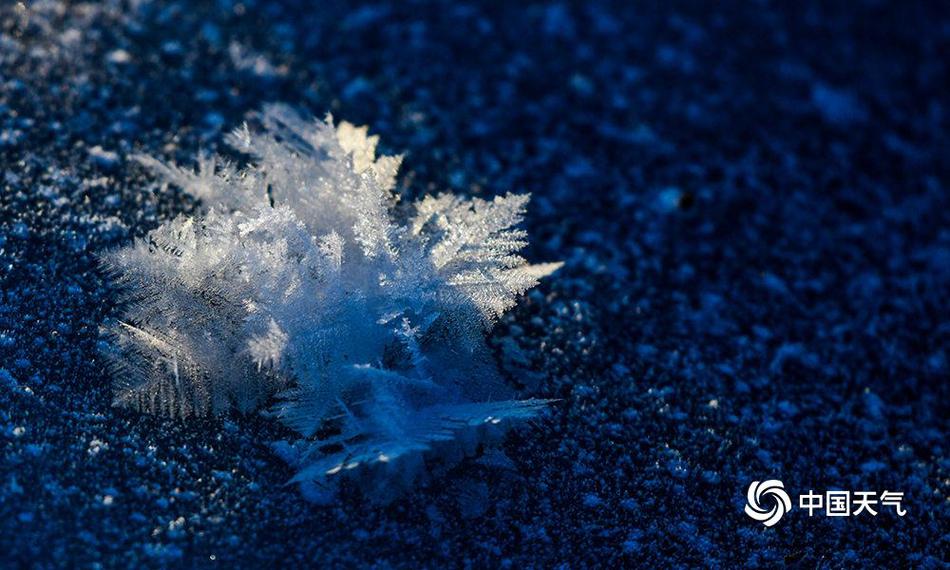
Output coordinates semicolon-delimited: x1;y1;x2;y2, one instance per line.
101;104;560;491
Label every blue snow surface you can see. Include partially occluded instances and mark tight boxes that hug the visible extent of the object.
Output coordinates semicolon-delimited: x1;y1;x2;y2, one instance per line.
1;1;947;567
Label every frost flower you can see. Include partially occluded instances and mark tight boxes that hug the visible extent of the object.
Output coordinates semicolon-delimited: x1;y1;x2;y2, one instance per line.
101;104;560;492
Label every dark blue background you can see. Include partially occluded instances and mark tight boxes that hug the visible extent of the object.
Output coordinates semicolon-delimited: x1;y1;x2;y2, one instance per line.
0;1;947;566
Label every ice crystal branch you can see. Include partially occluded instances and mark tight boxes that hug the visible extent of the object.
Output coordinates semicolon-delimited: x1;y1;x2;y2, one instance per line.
101;104;560;492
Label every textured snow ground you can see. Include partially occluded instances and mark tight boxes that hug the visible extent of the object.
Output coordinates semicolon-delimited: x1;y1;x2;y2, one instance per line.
1;1;948;567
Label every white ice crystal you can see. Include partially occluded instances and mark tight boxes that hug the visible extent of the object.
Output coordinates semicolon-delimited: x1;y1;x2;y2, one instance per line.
101;104;560;492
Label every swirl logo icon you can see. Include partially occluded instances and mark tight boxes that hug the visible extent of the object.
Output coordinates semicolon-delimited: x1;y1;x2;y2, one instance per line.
745;480;792;527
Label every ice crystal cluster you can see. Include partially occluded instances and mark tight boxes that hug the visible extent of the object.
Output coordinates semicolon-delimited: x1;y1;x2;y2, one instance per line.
101;104;560;490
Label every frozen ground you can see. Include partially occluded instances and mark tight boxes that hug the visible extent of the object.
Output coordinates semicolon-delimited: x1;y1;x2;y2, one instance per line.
0;0;948;567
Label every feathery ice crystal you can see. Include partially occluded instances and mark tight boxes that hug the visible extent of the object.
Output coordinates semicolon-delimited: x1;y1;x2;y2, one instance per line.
101;104;561;492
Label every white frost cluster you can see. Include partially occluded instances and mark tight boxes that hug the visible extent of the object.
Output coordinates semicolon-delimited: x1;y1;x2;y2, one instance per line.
101;104;560;489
